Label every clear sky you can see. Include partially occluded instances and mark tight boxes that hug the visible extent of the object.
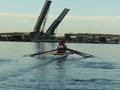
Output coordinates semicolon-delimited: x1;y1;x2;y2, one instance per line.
0;0;120;36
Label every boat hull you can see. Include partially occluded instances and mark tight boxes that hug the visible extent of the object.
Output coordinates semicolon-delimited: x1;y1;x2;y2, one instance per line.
53;53;68;59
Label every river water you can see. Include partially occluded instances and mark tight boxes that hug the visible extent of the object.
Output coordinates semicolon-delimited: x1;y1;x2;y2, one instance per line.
0;41;120;90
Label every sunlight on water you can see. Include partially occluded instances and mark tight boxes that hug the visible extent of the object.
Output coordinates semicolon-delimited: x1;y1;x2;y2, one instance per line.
0;42;120;89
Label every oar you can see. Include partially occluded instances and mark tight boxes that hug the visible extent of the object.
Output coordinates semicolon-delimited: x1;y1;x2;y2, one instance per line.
30;49;57;57
67;48;93;58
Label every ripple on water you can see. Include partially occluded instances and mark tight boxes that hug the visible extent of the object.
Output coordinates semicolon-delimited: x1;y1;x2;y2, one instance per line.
76;61;116;69
67;78;120;89
0;57;12;65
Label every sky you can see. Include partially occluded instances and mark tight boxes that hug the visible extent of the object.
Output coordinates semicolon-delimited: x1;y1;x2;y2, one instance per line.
0;0;120;36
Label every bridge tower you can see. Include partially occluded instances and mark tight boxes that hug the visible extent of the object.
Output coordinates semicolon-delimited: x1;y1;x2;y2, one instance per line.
46;8;70;36
33;0;51;39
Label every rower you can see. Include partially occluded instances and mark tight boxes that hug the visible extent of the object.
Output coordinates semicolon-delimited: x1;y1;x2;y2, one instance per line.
56;39;67;54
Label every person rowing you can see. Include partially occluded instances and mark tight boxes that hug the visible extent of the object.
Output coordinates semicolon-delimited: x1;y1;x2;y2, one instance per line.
56;39;67;54
56;39;77;54
29;39;93;58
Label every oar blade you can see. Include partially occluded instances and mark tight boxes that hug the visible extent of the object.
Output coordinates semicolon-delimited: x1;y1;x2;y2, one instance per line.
67;48;93;58
75;51;93;58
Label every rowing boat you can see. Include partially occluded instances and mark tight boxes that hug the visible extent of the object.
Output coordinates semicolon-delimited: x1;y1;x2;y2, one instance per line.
29;48;93;58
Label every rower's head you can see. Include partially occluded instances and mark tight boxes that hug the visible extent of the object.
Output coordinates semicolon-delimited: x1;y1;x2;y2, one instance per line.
58;39;65;45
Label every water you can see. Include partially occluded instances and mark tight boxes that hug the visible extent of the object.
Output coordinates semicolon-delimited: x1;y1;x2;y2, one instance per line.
0;42;120;90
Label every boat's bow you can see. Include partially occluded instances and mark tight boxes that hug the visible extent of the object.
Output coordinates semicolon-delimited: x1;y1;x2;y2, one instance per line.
53;52;72;60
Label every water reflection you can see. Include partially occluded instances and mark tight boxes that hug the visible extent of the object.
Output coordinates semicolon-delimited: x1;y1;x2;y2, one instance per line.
55;60;66;90
34;42;57;52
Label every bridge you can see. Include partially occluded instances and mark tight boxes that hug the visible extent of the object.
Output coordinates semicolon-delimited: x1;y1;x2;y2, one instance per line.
65;33;120;43
0;32;29;36
31;0;70;41
0;0;70;42
0;32;30;41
